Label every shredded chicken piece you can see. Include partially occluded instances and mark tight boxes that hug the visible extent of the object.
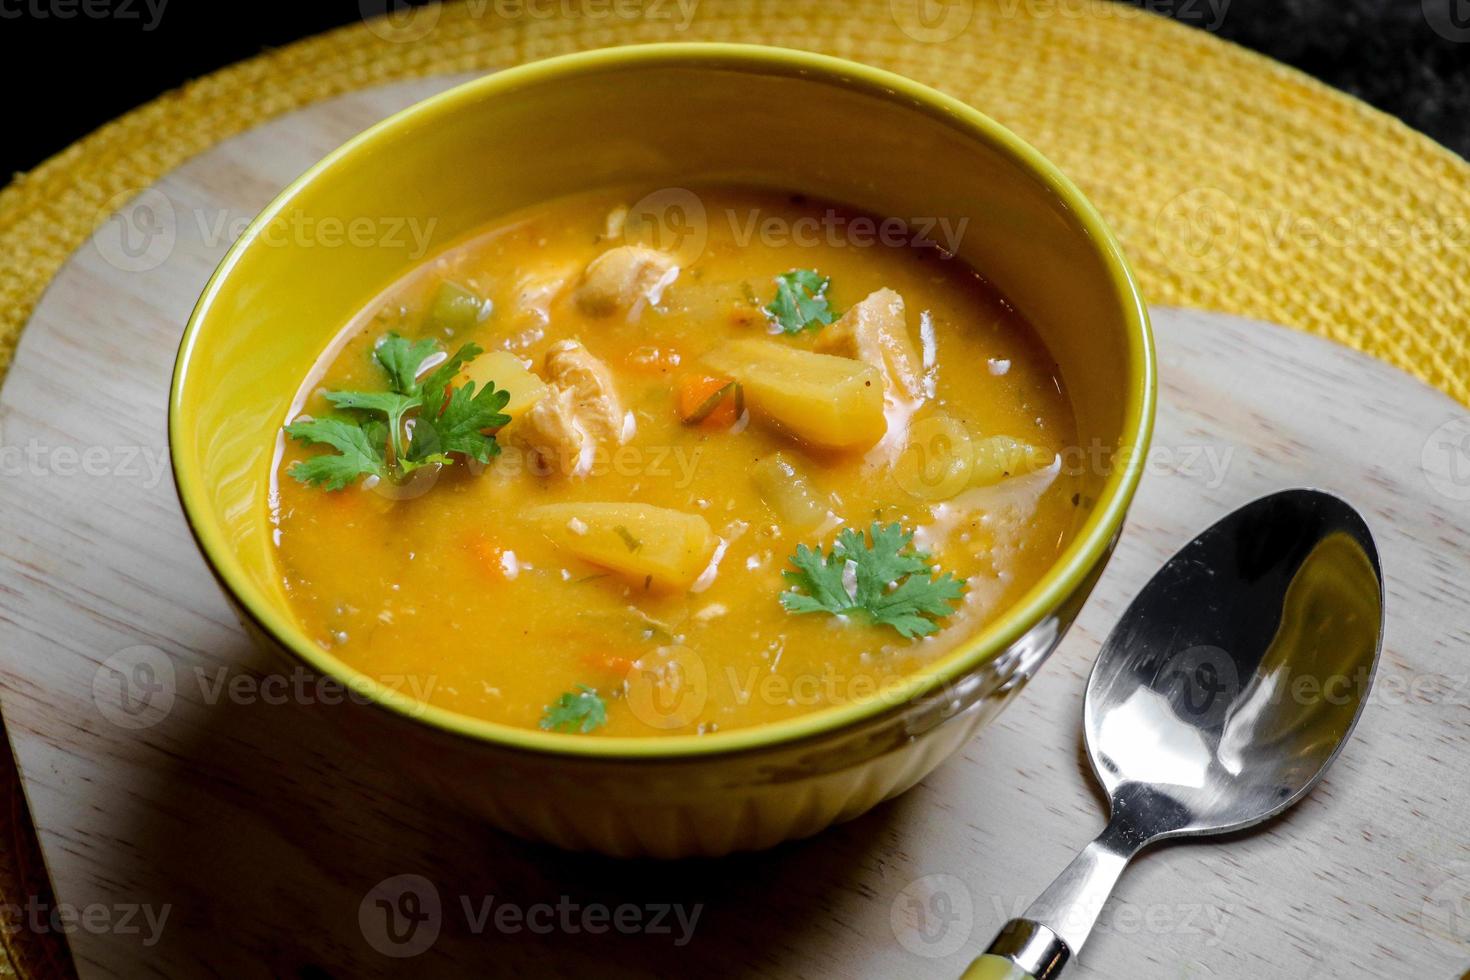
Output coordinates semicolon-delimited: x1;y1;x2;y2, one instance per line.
516;340;625;475
574;245;678;317
814;288;924;401
542;340;624;442
508;264;574;331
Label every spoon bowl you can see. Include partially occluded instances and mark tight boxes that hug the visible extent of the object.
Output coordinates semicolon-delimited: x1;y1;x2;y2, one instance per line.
1085;488;1383;839
965;489;1383;980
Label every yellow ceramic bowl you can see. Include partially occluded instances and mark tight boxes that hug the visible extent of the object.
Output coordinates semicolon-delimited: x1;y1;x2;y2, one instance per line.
170;44;1154;858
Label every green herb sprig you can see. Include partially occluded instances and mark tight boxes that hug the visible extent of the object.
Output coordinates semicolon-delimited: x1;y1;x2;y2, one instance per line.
781;523;965;638
766;269;836;334
539;685;608;734
285;333;510;491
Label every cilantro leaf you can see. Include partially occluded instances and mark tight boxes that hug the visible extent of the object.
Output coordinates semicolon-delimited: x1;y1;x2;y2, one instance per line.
779;543;852;615
324;391;419;441
322;390;419;417
780;522;965;638
287;332;510;492
323;389;420;471
419;341;484;408
284;417;387;491
373;333;441;395
766;269;836;334
840;523;931;607
539;685;607;734
408;380;510;466
865;573;967;639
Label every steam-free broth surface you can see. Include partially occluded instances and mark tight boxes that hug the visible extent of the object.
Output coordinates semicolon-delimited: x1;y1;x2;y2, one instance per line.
272;187;1079;736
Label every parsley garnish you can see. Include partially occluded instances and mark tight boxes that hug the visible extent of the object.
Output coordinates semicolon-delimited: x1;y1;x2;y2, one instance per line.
539;685;608;733
766;269;836;334
282;417;389;491
285;332;510;491
781;523;965;638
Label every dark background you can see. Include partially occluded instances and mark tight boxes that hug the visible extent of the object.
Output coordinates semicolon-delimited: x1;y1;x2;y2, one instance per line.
3;0;1470;179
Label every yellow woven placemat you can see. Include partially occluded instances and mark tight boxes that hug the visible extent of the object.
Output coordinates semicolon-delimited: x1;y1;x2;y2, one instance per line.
0;2;1466;976
3;0;1469;405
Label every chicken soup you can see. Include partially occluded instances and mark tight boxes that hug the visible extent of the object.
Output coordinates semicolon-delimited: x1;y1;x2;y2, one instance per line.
271;186;1080;736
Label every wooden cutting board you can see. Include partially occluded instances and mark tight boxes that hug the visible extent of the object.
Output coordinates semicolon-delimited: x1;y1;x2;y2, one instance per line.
1;77;1468;979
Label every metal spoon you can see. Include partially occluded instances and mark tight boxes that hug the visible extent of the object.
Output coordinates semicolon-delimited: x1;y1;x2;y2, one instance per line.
963;488;1384;979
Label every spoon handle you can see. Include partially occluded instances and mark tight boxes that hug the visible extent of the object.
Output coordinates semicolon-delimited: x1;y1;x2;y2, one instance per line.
959;918;1068;980
959;953;1037;979
960;817;1143;979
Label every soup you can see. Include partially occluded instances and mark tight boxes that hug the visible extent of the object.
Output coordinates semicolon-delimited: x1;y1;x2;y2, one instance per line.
271;186;1079;736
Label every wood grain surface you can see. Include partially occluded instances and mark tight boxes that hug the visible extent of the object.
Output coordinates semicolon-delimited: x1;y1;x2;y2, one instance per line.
0;78;1468;979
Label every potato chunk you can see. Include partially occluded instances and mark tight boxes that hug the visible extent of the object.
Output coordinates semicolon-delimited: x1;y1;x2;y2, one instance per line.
814;288;924;400
524;503;716;590
460;351;547;421
575;246;679;317
703;339;885;450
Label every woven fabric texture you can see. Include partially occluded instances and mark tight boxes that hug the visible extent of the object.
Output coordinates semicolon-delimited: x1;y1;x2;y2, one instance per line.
2;0;1468;404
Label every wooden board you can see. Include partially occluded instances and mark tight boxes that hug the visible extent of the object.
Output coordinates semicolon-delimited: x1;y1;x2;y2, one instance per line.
1;77;1468;979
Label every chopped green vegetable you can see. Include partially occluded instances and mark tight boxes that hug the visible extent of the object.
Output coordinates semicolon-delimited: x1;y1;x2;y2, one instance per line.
425;281;492;334
613;525;643;552
539;685;608;734
766;269;836;334
780;522;965;638
285;332;510;491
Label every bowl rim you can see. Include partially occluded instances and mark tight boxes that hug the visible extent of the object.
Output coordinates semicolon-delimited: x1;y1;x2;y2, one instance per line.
169;42;1156;761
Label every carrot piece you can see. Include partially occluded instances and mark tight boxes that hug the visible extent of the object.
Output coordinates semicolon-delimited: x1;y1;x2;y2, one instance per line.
581;650;636;677
464;532;512;581
676;374;730;418
676;374;741;429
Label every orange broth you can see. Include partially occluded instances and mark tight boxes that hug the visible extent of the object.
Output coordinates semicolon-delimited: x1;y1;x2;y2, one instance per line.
271;186;1080;736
